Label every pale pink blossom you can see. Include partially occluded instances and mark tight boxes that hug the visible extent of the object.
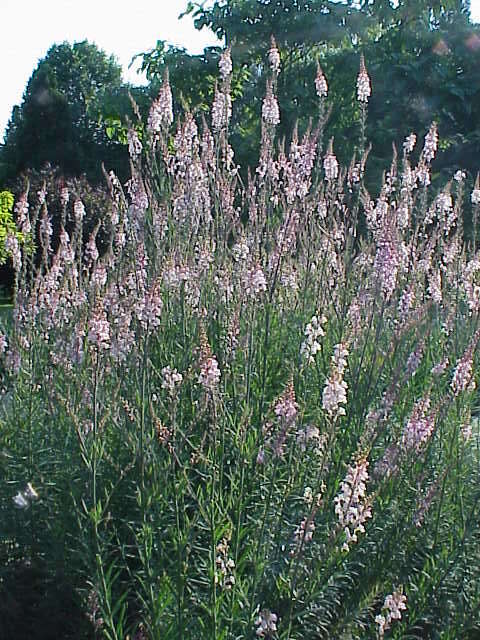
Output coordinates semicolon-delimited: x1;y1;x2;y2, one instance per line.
268;36;281;73
334;457;372;551
219;46;232;80
255;610;278;637
356;54;371;103
262;80;280;126
376;590;407;638
198;356;221;390
315;61;328;98
148;70;173;134
423;122;438;163
88;312;110;350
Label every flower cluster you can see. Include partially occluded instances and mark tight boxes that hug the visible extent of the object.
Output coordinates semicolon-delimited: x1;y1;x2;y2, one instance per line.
87;312;110;350
322;343;349;420
334;456;372;551
245;265;267;297
268;35;281;73
218;45;232;80
300;314;326;364
451;346;476;396
291;515;315;554
315;61;328;98
215;536;235;589
211;85;232;132
356;54;371;103
148;70;173;134
375;590;407;638
401;395;435;453
161;366;183;395
255;610;278;638
262;80;280;126
323;140;339;181
13;482;39;509
423;122;438;163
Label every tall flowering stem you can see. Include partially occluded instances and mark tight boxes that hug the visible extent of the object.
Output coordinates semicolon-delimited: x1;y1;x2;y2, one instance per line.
356;54;371;153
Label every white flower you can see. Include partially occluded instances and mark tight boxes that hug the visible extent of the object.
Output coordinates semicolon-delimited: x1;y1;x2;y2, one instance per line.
315;62;328;98
471;189;480;205
13;492;29;509
356;55;371;103
13;483;38;509
262;81;280;126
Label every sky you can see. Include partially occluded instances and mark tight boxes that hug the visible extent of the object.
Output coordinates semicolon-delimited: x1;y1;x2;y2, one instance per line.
1;0;480;143
0;0;221;142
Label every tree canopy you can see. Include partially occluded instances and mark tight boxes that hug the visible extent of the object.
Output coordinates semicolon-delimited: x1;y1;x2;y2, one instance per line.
0;41;130;186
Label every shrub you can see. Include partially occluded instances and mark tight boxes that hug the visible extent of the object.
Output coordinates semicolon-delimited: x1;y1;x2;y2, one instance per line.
2;45;480;640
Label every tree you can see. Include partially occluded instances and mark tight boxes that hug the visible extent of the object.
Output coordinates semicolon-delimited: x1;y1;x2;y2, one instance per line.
0;41;130;185
173;0;480;183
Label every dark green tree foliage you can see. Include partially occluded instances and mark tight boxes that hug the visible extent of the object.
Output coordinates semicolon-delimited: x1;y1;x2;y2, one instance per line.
0;41;130;185
150;0;480;185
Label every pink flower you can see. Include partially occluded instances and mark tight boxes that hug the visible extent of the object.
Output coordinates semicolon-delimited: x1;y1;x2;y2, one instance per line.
315;61;328;98
323;139;338;181
376;590;407;638
451;348;476;396
268;36;281;73
88;312;110;350
255;610;278;637
211;85;232;132
322;343;349;419
198;356;221;390
334;456;372;551
422;122;438;163
262;80;280;126
356;54;371;103
148;70;173;134
219;46;232;80
401;396;435;453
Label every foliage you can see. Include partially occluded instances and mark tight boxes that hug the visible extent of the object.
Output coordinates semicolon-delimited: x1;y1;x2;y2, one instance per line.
0;41;130;186
137;0;480;183
2;49;480;640
0;190;25;266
